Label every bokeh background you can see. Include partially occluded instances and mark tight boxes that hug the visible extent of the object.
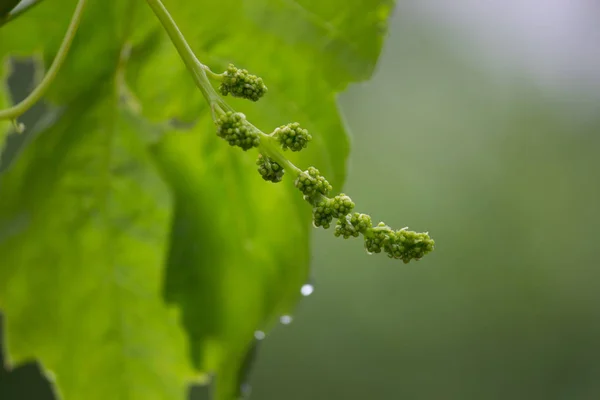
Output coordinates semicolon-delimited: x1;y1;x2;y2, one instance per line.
2;1;599;399
249;2;600;399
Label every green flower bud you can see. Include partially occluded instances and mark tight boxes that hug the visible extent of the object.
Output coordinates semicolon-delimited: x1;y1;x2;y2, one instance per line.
364;222;394;254
312;199;334;229
219;64;267;101
295;167;332;200
256;154;284;183
334;213;372;239
329;194;354;218
215;111;259;151
384;228;435;264
274;122;312;152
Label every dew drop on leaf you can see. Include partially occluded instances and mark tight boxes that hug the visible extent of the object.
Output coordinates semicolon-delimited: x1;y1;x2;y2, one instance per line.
300;283;314;296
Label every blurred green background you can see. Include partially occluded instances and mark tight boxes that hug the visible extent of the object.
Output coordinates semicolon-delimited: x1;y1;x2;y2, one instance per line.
2;2;600;400
248;7;600;400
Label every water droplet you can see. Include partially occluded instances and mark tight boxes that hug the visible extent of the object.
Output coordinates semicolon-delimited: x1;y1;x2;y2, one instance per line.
365;249;373;255
254;330;266;340
240;383;252;398
280;315;293;325
300;283;314;296
312;221;319;228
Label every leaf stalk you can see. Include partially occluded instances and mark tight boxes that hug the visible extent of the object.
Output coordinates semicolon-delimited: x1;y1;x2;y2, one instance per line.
0;0;87;129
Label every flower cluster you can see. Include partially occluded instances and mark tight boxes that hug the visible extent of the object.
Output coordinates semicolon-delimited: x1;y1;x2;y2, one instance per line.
274;122;312;152
335;213;372;239
300;185;433;262
256;154;284;183
311;194;355;228
329;194;355;218
215;111;259;151
209;64;435;263
218;64;267;102
364;223;435;263
294;167;332;200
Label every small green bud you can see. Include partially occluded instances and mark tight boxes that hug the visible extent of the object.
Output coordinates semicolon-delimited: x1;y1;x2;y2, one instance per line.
219;64;267;101
295;167;332;200
384;228;435;264
274;122;312;152
334;213;372;239
312;195;354;229
364;222;394;254
256;154;284;183
215;111;259;151
312;199;334;229
329;194;354;218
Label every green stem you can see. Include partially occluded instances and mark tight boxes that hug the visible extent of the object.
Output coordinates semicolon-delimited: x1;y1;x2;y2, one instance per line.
144;0;303;179
0;0;45;27
144;0;223;106
258;136;302;176
202;65;223;81
0;0;87;126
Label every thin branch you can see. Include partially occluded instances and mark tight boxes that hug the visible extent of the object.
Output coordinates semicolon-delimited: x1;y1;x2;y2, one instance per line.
0;0;87;129
144;0;223;107
0;0;46;27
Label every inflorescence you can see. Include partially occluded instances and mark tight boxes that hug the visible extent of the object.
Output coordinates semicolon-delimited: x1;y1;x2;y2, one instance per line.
215;111;259;151
295;167;332;201
274;122;312;152
256;154;284;183
218;64;267;102
208;63;434;263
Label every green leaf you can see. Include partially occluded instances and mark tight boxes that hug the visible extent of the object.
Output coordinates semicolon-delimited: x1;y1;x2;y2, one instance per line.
0;0;156;104
152;117;312;399
0;2;195;398
0;0;155;158
127;0;392;186
1;0;392;399
241;0;393;86
0;83;193;399
125;0;392;397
